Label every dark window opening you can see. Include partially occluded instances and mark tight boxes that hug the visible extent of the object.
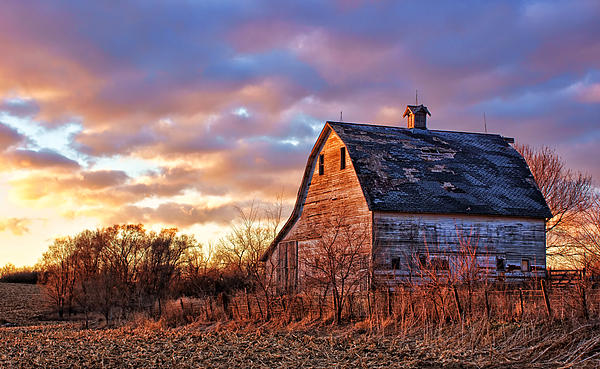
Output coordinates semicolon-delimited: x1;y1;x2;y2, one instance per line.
340;147;346;169
496;257;505;271
418;254;428;268
391;257;401;270
521;258;530;272
318;154;324;175
430;257;449;271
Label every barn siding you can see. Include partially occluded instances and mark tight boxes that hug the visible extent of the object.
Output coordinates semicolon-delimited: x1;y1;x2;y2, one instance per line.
269;129;373;290
373;212;546;283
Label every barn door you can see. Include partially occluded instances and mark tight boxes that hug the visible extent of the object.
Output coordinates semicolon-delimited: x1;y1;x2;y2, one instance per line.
277;241;298;293
277;243;287;292
287;241;298;292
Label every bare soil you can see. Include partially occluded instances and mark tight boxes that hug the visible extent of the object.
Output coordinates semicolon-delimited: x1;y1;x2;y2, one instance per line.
0;283;50;326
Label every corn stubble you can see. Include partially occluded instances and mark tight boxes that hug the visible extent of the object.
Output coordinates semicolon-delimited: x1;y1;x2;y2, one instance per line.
0;317;598;368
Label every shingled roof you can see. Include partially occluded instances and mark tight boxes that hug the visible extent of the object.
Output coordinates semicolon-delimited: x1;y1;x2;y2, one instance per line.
402;104;431;117
328;121;552;218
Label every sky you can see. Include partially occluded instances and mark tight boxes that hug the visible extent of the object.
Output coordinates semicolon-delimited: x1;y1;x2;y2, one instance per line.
1;0;599;267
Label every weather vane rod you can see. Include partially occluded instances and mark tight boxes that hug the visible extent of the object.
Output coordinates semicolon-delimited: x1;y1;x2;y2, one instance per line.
484;112;488;133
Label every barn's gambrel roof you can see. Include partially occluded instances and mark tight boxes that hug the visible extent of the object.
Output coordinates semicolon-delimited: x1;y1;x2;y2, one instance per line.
329;121;552;218
261;121;552;261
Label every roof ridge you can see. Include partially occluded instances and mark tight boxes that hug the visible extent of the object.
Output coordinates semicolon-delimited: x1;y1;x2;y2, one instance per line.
327;121;504;137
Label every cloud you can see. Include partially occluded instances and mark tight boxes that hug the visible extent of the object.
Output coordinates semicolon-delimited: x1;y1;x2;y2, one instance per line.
105;202;238;227
1;148;80;170
0;217;32;235
0;122;24;148
573;82;600;103
0;97;40;118
81;170;129;189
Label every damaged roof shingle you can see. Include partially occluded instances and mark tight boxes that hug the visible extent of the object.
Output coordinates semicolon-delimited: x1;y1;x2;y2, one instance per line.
328;121;552;219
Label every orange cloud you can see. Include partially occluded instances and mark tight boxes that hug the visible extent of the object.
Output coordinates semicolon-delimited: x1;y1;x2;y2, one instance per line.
0;217;31;235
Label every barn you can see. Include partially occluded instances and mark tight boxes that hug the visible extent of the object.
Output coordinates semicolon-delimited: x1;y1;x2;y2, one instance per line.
261;105;552;291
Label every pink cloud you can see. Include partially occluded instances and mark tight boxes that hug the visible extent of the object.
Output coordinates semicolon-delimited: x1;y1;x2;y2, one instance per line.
0;122;24;149
575;83;600;103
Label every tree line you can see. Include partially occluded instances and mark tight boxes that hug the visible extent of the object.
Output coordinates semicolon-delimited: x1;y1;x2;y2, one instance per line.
34;199;284;327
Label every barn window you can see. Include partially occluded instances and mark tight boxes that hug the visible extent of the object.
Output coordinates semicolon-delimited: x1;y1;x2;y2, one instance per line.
319;154;324;175
391;257;401;270
340;147;346;169
430;257;449;271
496;257;505;271
521;258;530;272
418;254;428;268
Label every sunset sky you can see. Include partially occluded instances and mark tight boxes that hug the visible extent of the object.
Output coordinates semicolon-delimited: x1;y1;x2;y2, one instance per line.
1;0;599;267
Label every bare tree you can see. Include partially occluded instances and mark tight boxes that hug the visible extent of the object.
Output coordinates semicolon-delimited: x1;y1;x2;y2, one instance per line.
264;192;286;240
139;228;191;317
217;199;285;319
565;193;600;275
302;211;370;324
515;144;593;261
516;144;592;233
39;237;77;319
180;243;219;296
218;202;270;279
104;224;147;314
72;229;105;328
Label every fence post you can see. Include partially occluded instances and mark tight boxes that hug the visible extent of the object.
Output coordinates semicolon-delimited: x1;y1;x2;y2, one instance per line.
540;280;552;319
519;288;524;319
387;287;392;317
581;285;589;321
367;289;372;319
453;285;463;322
244;288;252;320
484;289;490;321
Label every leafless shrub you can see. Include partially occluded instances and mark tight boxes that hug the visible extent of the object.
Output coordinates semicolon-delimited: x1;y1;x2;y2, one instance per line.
301;208;370;324
515;143;593;261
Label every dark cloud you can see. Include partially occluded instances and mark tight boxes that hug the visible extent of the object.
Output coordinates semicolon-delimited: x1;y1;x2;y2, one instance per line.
3;148;80;170
0;122;24;149
0;98;40;118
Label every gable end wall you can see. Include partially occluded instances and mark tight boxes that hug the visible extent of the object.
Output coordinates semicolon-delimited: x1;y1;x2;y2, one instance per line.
268;130;373;288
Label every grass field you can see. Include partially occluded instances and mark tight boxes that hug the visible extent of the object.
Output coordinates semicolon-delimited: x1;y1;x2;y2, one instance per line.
1;282;599;368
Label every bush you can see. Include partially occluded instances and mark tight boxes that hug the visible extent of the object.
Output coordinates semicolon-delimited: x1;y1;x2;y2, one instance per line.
0;271;38;284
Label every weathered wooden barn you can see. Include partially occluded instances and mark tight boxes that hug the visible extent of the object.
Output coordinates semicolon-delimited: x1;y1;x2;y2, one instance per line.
261;105;552;290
